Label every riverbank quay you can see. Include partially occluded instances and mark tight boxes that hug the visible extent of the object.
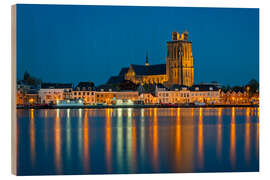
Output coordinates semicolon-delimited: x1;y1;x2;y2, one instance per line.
17;104;259;109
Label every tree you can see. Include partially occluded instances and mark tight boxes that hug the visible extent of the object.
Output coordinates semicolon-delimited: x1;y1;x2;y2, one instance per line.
23;71;30;81
247;79;259;95
23;71;42;87
89;82;95;88
221;84;231;92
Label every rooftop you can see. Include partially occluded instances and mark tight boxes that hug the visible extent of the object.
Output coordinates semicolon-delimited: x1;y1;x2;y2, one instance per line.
41;83;73;89
131;64;166;76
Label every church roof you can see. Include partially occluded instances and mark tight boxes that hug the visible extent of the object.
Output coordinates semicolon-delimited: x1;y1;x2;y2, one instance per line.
131;64;166;76
118;67;129;76
107;75;125;84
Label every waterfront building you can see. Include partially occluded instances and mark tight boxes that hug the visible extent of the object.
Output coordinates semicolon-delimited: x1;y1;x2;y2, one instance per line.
95;90;115;105
38;83;73;104
170;86;190;104
75;81;95;91
114;91;139;102
16;81;40;105
16;80;30;105
251;92;259;105
220;88;249;105
139;92;158;104
155;84;220;104
72;91;95;105
24;90;40;105
156;90;170;104
72;82;96;105
107;31;194;88
16;90;24;105
156;86;190;104
189;84;220;104
95;89;140;105
16;89;39;105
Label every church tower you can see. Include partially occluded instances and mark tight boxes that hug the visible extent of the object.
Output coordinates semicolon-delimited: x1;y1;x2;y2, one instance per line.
166;31;194;87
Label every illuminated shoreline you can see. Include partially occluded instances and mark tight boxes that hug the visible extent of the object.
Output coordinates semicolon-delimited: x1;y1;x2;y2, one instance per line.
17;104;259;109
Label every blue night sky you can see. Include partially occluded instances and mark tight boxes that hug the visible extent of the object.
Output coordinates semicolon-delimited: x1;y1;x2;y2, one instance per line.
16;4;259;86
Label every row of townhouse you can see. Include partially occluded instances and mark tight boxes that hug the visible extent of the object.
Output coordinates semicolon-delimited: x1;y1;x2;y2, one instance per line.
38;82;140;105
220;89;259;105
155;84;221;105
37;83;221;105
17;81;258;106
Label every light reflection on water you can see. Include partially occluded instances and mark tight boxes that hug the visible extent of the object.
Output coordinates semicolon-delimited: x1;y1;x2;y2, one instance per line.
17;107;259;175
230;107;236;170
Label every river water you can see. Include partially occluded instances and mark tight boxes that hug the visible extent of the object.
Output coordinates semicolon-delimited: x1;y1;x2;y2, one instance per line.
16;107;259;175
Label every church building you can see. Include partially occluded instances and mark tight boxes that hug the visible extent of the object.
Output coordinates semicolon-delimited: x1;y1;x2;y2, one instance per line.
107;31;194;87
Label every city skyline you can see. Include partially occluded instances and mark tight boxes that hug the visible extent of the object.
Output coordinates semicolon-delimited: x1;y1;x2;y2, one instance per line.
16;4;259;86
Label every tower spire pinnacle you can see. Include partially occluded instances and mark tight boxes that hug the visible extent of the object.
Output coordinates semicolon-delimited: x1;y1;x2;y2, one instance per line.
145;50;149;66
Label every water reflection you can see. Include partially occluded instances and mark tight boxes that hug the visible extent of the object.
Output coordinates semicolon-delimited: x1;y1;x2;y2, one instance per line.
66;109;71;167
29;109;35;168
105;109;112;172
83;110;90;172
127;108;135;172
54;109;62;174
175;108;181;170
198;108;204;170
245;108;250;165
230;107;236;169
217;108;223;161
116;108;123;171
152;108;159;172
17;107;259;175
140;109;145;169
44;109;49;153
132;109;137;172
181;109;195;172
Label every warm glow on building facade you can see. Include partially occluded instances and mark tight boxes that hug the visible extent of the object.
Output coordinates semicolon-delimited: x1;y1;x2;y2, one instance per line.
95;91;115;105
38;83;73;104
72;91;96;105
166;31;194;87
118;31;194;88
